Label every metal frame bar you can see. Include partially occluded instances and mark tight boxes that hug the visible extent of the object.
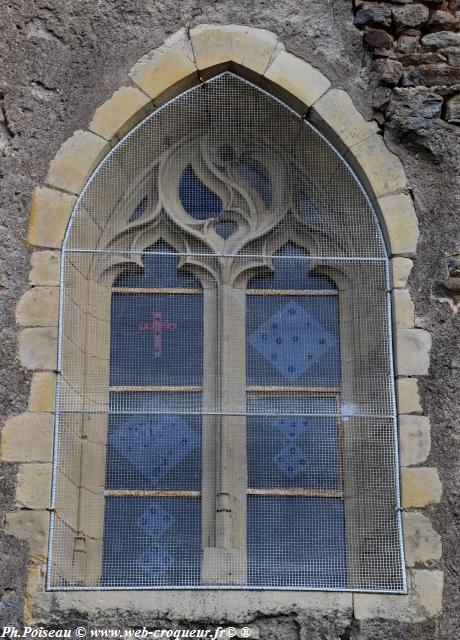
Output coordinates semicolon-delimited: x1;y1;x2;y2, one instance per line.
48;70;406;594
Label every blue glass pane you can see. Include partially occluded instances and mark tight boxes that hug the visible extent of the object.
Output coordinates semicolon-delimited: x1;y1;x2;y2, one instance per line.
248;243;337;290
246;295;340;386
248;496;347;588
106;404;201;491
247;402;341;490
102;497;200;586
110;293;202;386
237;159;272;207
179;165;222;219
114;241;201;289
214;221;237;239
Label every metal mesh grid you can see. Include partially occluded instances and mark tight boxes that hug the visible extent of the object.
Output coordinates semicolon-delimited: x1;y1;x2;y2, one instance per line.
48;72;405;592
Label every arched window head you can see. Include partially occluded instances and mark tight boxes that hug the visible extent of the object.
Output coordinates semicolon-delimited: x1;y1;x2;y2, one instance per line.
50;73;404;592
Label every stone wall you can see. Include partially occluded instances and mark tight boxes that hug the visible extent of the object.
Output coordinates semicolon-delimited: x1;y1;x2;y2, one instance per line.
353;0;460;125
0;2;459;639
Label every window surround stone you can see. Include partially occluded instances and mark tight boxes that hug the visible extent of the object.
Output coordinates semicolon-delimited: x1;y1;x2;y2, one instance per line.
1;23;442;624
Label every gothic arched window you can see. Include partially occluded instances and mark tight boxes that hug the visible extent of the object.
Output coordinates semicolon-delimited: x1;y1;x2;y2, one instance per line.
49;73;405;592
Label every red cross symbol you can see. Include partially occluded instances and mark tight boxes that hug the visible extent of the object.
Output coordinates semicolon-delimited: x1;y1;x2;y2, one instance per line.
139;313;177;357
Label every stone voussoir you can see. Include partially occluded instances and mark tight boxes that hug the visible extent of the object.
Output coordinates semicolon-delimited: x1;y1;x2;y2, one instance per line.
399;414;431;466
190;24;283;81
403;511;442;566
89;86;152;143
18;327;58;371
345;135;408;203
397;377;422;414
396;328;431;376
29;250;61;286
46;130;110;196
28;187;76;250
393;287;415;328
5;510;50;560
308;88;379;154
16;287;59;327
354;570;443;622
28;372;57;413
16;463;53;509
401;467;442;507
392;256;413;288
263;50;331;114
130;28;198;104
378;193;419;255
1;413;54;463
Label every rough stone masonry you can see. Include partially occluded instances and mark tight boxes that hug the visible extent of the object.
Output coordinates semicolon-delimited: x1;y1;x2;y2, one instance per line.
0;1;459;639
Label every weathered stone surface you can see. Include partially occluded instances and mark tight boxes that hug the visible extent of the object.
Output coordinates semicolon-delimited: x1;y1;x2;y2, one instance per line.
396;35;419;54
403;511;442;566
397;377;422;414
1;413;54;462
18;327;57;371
422;31;460;49
392;256;413;287
393;288;415;327
354;3;392;28
445;94;460;123
354;570;443;622
396;328;431;376
16;464;52;509
264;51;330;112
191;24;281;80
16;287;59;327
387;87;443;120
89;86;151;142
399;414;431;466
403;64;460;88
345;135;408;201
363;28;394;50
46;130;110;195
399;52;447;65
130;29;197;103
378;193;419;254
28;372;57;413
29;251;60;286
27;187;76;249
393;4;429;29
308;88;378;153
5;510;50;560
377;59;404;86
401;467;442;507
442;47;460;66
428;10;457;30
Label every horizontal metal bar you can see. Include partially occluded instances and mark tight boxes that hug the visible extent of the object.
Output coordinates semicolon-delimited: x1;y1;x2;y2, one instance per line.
59;408;394;418
65;248;387;261
104;488;341;498
247;289;338;296
104;489;201;498
247;488;342;498
45;581;407;593
247;386;340;394
110;386;202;393
109;385;338;395
112;287;202;295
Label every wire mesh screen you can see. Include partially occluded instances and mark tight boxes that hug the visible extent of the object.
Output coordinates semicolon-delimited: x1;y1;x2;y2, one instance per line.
48;72;405;592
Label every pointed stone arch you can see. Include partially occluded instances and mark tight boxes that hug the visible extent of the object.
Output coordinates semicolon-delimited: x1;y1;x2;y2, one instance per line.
2;23;441;624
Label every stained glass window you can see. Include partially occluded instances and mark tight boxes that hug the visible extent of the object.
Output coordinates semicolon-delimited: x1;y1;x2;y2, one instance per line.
49;73;404;593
